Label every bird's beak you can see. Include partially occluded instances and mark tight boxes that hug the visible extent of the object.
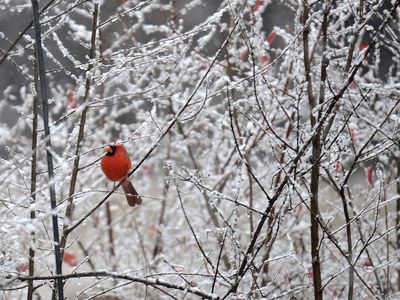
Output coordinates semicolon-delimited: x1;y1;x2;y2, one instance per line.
104;146;112;153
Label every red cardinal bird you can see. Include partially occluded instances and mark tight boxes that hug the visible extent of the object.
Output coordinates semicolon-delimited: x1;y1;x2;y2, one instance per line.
101;143;142;206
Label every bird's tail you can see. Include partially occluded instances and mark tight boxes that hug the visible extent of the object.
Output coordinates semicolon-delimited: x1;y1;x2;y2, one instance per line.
121;179;142;206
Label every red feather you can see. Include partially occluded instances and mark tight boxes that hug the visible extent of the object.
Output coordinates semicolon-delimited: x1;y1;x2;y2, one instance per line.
101;144;142;206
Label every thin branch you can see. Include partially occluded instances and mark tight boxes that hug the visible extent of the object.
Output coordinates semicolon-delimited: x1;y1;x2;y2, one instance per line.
173;178;228;284
27;51;39;300
17;272;219;299
167;96;231;269
152;162;170;259
30;0;64;298
60;1;99;256
212;230;228;293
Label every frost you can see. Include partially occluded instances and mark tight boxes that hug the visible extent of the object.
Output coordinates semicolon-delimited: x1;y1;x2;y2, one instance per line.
390;114;400;123
67;21;91;42
0;0;399;299
25;223;36;233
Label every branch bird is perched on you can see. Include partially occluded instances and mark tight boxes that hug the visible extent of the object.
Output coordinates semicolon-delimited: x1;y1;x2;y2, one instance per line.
101;143;142;206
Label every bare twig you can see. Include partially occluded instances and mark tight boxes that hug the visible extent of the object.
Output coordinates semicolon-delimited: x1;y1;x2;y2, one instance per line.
397;157;400;290
27;52;39;300
60;1;99;257
17;272;219;299
152;162;170;259
173;178;229;284
212;230;228;293
30;0;64;298
167;96;231;269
